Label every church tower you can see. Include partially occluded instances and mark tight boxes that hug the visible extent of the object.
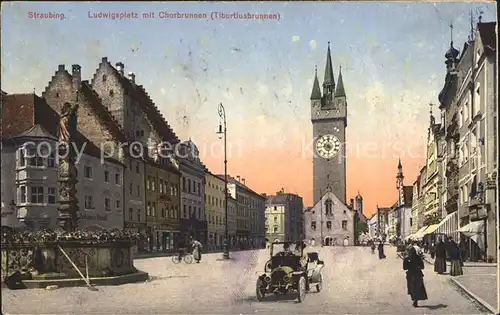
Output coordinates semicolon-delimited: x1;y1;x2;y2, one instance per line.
396;158;405;206
311;42;347;205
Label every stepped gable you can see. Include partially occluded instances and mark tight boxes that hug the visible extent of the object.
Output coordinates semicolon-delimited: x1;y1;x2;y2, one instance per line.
42;65;72;98
80;80;127;144
104;61;180;145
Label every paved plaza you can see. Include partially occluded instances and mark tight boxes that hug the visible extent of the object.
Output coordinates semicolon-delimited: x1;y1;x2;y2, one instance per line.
2;246;489;314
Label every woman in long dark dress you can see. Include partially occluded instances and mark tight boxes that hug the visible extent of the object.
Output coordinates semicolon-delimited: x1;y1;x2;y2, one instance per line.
434;240;447;274
378;242;386;259
447;238;463;276
403;246;428;307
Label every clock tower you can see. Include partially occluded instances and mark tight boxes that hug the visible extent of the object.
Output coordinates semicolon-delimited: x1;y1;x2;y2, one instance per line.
310;42;347;205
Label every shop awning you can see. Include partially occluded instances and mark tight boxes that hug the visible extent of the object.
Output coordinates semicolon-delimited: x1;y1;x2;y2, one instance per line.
457;220;485;250
412;226;429;239
457;221;484;237
423;224;440;235
404;234;414;240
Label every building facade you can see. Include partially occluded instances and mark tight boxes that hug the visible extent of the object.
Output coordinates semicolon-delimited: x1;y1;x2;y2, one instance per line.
178;141;207;245
453;22;497;261
227;195;237;246
145;160;181;252
304;191;355;246
1;93;124;231
224;175;266;248
265;190;304;242
376;206;390;240
205;172;226;250
367;213;378;239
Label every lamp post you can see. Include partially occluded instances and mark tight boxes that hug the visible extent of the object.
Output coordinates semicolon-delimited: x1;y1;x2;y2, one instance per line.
216;103;230;260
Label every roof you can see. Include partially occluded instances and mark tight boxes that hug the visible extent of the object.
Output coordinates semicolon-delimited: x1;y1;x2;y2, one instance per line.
310;69;322;100
323;43;335;87
377;207;391;213
334;67;345;97
477;22;496;52
215;174;265;199
99;58;180;145
266;194;292;205
80;81;127;143
2;93;120;165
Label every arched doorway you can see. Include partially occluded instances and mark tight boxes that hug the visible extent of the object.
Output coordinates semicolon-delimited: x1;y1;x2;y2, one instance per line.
324;236;333;246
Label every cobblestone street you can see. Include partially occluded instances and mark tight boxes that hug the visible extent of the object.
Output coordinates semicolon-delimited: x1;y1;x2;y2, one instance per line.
2;246;488;314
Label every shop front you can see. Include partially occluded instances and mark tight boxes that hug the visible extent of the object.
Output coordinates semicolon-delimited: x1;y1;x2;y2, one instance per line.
124;222;147;253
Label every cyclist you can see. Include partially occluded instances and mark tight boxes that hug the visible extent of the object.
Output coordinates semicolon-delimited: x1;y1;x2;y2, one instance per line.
177;239;186;261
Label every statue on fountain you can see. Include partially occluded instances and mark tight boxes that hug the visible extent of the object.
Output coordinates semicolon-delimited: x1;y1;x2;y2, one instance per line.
57;102;80;232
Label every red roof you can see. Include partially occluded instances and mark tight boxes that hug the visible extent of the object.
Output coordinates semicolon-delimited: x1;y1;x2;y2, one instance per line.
2;93;120;164
101;59;180;145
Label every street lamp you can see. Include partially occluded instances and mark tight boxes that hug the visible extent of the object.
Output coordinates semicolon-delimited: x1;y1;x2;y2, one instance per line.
216;103;230;260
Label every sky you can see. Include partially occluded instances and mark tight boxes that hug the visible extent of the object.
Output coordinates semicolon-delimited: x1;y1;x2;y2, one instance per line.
1;1;497;215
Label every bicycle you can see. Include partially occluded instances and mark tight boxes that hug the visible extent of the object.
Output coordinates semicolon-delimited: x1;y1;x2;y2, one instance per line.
172;253;193;264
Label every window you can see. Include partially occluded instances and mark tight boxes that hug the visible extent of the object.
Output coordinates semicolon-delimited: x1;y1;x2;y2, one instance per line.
137;209;141;222
311;221;316;230
151;179;155;191
152;202;156;216
273;226;278;233
19;186;26;203
47;153;55;167
102;74;107;82
146;178;151;190
159;180;163;193
129;208;133;221
183;205;187;217
342;220;348;229
459;109;463;127
198;207;201;219
137;185;141;197
18;149;26;167
31;186;44;204
198;183;201;195
136;163;140;173
115;173;121;185
85;195;93;209
147;202;151;216
116;200;121;211
105;198;111;211
48;187;56;204
129;183;133;195
273;206;277;210
84;166;93;179
109;89;114;96
327;221;332;229
474;84;480;115
325;199;333;215
188;179;191;193
183;178;186;191
104;171;110;183
27;149;43;167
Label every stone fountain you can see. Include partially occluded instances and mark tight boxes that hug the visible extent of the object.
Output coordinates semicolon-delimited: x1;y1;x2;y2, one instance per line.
1;99;148;289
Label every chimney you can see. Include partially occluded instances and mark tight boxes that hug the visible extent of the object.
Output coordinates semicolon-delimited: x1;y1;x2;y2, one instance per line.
128;72;135;83
102;57;108;63
58;65;65;72
72;64;82;90
236;175;241;182
116;62;124;75
241;178;245;185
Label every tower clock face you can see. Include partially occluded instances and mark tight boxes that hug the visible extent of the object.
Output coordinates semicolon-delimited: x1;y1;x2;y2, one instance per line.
316;134;341;159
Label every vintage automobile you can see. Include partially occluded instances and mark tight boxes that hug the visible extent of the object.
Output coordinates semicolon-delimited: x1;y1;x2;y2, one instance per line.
256;241;324;303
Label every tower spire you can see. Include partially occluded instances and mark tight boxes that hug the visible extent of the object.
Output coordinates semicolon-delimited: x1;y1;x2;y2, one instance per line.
334;65;345;97
310;65;321;100
322;41;335;95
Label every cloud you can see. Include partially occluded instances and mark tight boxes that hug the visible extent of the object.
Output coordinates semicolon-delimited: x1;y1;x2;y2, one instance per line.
292;35;300;42
160;88;166;95
257;83;269;95
309;40;317;50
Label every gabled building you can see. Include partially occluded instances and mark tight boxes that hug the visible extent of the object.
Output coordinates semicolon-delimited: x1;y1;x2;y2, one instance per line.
1;93;123;230
304;190;355;246
89;58;182;251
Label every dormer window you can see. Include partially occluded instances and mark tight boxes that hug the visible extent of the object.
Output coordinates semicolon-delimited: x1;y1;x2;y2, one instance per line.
325;199;333;215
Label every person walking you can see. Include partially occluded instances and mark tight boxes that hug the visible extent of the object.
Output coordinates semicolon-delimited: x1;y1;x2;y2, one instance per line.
378;242;386;259
433;239;447;274
446;237;463;276
403;246;428;307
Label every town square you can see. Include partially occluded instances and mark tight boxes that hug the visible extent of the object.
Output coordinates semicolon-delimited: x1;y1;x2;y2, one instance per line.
1;1;498;314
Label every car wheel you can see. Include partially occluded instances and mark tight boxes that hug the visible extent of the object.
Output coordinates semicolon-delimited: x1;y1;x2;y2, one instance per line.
256;278;266;301
316;273;322;292
297;276;306;303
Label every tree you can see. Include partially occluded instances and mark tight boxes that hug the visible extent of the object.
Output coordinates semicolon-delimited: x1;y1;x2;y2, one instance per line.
354;213;369;245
